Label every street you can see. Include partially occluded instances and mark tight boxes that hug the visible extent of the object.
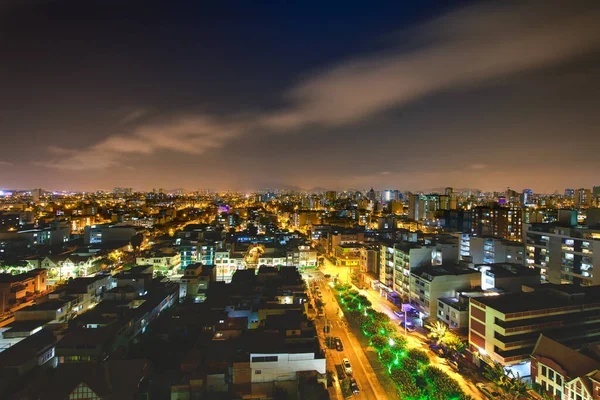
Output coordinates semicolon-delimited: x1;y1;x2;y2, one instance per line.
306;272;388;400
315;258;482;399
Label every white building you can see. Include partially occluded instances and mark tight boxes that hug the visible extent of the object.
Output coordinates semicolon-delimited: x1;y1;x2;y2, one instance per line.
250;352;326;383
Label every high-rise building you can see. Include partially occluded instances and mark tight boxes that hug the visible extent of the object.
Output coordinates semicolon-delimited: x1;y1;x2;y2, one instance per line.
325;191;337;203
594;186;600;207
564;188;575;198
471;206;523;241
576;188;592;208
408;194;441;221
31;188;42;203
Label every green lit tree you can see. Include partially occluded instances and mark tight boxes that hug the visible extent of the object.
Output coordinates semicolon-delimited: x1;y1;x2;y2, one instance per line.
370;334;387;350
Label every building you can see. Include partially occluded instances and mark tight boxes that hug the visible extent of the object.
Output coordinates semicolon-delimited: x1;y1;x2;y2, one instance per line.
17;221;70;249
410;263;480;319
469;285;600;367
531;334;600;400
180;263;216;302
358;245;379;287
471;206;523;241
408;194;442;221
136;248;181;274
83;224;136;245
243;331;326;384
475;263;540;292
525;223;600;285
462;235;526;265
0;269;47;315
577;188;593;208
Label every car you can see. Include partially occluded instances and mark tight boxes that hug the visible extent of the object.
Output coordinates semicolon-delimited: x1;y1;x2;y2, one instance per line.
400;321;416;332
334;337;344;351
350;377;360;394
342;358;353;375
324;274;331;279
476;383;502;399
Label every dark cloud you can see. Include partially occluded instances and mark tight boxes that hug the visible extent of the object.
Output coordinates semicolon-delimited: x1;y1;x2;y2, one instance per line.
0;1;598;192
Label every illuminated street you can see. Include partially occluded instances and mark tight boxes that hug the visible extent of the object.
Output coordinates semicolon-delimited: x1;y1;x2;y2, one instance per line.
317;257;482;399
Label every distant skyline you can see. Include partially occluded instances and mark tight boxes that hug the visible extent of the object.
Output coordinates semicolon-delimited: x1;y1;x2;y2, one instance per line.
1;1;599;192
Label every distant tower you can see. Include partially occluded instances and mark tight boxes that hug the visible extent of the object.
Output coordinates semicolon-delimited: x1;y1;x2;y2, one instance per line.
32;188;42;202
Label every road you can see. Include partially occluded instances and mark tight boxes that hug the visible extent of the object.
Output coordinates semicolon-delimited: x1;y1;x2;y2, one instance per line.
317;259;482;399
306;272;388;400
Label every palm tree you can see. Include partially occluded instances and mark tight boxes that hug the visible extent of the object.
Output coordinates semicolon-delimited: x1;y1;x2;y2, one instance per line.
483;362;508;387
426;321;448;345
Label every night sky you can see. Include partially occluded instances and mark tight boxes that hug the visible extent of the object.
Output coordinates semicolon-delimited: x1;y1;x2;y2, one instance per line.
1;1;599;193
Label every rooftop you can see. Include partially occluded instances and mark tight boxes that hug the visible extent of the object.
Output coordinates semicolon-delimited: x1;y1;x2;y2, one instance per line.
474;286;600;314
532;334;600;379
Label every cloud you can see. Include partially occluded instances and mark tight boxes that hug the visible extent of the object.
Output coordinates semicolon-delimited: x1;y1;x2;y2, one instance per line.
120;108;150;124
470;164;486;170
42;1;600;170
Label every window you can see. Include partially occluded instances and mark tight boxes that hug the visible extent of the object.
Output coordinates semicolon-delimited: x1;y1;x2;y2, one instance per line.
556;375;562;386
255;370;261;374
541;366;547;377
549;370;554;381
251;356;278;363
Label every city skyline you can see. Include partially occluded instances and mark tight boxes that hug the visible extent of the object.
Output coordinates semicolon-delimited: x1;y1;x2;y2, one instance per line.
1;1;599;192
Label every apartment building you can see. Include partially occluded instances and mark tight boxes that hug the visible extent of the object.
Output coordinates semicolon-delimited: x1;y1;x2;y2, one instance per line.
471;206;522;241
410;263;480;319
525;223;600;285
460;235;525;265
469;285;600;366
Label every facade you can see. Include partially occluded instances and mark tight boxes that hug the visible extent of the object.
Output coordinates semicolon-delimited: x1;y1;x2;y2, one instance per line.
409;263;480;319
358;245;379;286
531;334;600;400
476;263;540;292
463;235;526;265
525;223;600;285
408;194;444;221
136;250;181;273
471;206;523;241
83;224;136;245
469;285;600;366
0;269;47;315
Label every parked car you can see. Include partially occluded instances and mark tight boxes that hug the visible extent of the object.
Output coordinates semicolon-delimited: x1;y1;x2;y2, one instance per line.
334;337;344;351
476;383;502;399
400;321;416;332
342;358;353;375
350;377;360;394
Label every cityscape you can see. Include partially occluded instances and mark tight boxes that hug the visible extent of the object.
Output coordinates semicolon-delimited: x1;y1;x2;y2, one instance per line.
1;2;600;400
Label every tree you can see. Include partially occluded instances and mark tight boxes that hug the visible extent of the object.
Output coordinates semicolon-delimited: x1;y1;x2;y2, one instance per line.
408;348;430;365
370;334;387;350
390;368;421;398
363;323;379;336
356;294;371;308
389;334;408;349
426;321;448;345
401;356;419;375
484;362;510;387
379;348;394;366
372;311;391;324
444;333;467;359
130;234;144;256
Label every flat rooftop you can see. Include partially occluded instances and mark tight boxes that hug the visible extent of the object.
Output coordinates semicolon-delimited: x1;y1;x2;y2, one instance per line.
475;286;600;314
